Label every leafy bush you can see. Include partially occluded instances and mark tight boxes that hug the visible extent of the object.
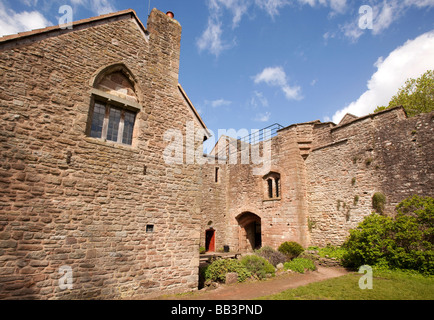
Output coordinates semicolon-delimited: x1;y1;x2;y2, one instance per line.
343;195;434;275
343;213;395;268
278;241;304;260
255;246;287;267
284;258;316;273
199;246;206;254
372;192;386;214
317;245;347;260
205;258;251;283
240;255;275;280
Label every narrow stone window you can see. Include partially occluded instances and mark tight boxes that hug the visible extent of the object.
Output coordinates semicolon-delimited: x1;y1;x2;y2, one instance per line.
146;225;154;233
267;179;273;198
215;167;219;183
275;177;280;198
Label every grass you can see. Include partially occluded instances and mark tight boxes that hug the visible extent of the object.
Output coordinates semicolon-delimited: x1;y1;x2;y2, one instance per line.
258;269;434;300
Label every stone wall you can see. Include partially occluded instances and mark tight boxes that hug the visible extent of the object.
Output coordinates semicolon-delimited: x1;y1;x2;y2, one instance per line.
306;108;434;246
198;161;228;252
208;126;314;252
0;9;204;299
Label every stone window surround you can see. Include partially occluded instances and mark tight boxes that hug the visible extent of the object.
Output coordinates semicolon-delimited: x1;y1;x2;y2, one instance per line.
263;172;281;201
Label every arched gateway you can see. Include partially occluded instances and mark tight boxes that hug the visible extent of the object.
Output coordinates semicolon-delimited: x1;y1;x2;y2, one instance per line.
236;212;262;252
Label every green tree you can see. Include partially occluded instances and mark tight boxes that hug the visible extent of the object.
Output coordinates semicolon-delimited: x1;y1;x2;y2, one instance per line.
374;70;434;117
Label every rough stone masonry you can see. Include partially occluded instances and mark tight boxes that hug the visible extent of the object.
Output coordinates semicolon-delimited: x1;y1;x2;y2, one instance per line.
0;8;433;300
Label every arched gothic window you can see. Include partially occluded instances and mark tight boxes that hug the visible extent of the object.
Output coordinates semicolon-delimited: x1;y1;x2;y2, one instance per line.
263;172;281;200
87;64;142;146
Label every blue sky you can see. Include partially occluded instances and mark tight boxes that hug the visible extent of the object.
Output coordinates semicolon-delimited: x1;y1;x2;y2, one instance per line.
1;0;434;151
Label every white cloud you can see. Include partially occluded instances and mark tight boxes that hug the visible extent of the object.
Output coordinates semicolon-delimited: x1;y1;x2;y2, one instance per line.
198;0;348;56
329;0;347;13
254;66;287;86
87;0;117;15
340;19;363;42
0;2;52;37
297;0;347;13
211;0;250;27
282;85;303;100
404;0;434;8
255;0;289;17
209;98;233;107
70;0;117;15
372;1;400;36
0;0;118;38
251;91;269;107
253;111;271;122
341;0;434;42
19;0;39;6
197;17;228;56
254;66;303;101
197;0;241;56
331;30;434;124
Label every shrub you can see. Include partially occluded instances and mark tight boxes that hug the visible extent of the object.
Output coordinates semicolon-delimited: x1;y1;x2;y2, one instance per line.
343;195;434;275
284;258;316;273
372;192;386;214
240;255;275;280
343;213;395;269
199;246;206;254
278;241;304;260
205;258;251;283
255;246;287;267
317;245;347;261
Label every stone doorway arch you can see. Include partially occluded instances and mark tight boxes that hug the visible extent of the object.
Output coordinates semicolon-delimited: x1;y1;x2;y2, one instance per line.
236;212;262;252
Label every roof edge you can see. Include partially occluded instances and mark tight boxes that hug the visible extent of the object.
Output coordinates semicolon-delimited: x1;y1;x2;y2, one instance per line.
331;106;406;132
0;9;145;48
178;84;210;137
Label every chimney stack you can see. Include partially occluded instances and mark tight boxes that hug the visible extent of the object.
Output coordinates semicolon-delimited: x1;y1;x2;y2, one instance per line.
147;9;182;86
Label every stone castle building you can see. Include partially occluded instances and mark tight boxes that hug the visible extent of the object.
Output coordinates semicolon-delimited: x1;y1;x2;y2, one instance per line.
0;8;432;299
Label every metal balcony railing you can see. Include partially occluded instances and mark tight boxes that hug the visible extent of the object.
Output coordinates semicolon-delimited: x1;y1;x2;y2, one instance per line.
215;123;284;159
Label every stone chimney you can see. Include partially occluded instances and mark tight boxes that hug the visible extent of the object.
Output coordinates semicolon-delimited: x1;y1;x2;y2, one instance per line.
146;8;182;86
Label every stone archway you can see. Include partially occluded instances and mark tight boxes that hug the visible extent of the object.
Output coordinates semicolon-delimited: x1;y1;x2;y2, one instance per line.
236;212;262;252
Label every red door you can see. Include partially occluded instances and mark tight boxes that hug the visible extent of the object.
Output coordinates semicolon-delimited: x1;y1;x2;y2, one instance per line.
205;229;215;252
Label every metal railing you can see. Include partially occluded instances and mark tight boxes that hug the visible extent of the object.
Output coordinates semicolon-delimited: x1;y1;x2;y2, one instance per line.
215;123;284;159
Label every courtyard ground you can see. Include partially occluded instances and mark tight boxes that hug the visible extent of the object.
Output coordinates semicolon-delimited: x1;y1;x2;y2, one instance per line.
156;266;349;300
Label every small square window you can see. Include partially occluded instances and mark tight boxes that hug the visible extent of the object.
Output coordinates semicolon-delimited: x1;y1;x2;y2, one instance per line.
146;225;154;233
